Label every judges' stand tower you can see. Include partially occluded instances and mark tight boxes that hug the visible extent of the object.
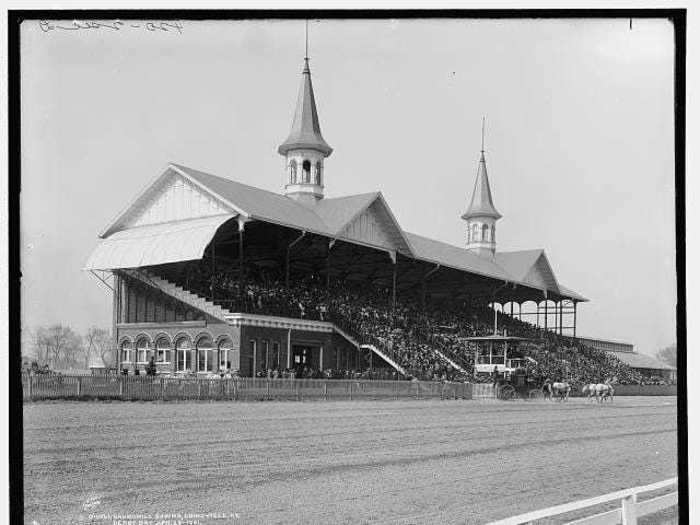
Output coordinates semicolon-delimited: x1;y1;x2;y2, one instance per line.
462;119;501;258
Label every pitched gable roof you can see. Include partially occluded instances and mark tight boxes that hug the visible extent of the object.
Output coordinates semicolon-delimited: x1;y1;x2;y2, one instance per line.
496;250;564;296
405;232;511;280
93;163;585;302
314;192;379;233
172;164;330;236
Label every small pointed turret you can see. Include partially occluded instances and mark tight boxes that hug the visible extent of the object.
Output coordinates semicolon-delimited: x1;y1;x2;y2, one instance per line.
462;119;501;257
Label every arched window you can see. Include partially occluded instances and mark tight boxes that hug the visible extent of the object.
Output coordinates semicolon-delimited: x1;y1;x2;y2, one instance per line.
472;223;479;242
197;335;215;373
315;161;322;185
155;337;171;363
491;224;496;243
176;337;194;372
302;160;311;183
218;337;233;372
120;340;132;365
289;160;298;184
136;338;149;364
482;224;489;242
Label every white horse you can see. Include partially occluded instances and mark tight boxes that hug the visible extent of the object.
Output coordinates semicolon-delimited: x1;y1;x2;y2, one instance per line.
551;382;571;401
581;383;599;402
582;382;614;403
596;382;615;403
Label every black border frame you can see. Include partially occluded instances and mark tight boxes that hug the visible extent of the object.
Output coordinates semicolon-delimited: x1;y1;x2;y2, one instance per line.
7;9;687;525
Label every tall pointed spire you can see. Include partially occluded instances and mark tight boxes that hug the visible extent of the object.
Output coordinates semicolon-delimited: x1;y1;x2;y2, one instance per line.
280;22;332;204
462;118;500;220
462;118;501;257
278;21;332;157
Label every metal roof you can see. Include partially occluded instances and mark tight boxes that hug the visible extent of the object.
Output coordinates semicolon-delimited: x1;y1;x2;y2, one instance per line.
608;351;676;371
173;164;331;236
461;151;501;220
88;163;586;302
404;231;512;281
495;250;544;282
278;59;333;157
315;192;382;234
85;214;236;270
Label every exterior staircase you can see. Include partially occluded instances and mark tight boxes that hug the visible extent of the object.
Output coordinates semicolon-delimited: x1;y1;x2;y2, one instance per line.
359;344;407;377
433;349;469;375
121;269;408;378
120;268;234;322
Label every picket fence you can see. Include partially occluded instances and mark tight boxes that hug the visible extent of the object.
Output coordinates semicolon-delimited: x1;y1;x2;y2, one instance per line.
22;375;477;402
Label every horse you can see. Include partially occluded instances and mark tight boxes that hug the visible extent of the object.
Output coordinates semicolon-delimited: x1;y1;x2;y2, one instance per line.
551;382;571;401
595;382;615;403
581;383;600;402
541;381;553;401
581;382;614;403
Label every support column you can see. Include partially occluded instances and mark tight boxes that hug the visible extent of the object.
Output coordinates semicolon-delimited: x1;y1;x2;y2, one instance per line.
326;239;335;289
210;240;216;301
286;329;291;369
286;231;306;288
544;299;548;332
559;301;564;336
421;264;440;311
319;345;324;370
536;301;540;328
112;273;120;372
573;301;577;338
237;218;246;301
392;264;397;310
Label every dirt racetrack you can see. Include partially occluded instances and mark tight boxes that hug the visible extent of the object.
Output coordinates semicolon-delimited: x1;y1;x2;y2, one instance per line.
23;396;677;524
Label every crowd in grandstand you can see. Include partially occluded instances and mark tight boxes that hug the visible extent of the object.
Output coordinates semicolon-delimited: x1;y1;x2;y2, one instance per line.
171;260;655;385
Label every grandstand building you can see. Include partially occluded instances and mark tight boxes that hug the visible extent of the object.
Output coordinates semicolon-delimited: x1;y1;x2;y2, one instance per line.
85;48;589;377
578;337;677;382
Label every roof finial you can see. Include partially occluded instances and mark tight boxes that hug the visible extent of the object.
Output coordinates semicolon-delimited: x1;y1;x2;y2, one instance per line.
305;19;309;61
481;116;486;153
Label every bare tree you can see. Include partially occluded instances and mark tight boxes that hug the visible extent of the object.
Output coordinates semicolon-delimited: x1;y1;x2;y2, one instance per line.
656;343;676;368
42;325;82;369
31;327;53;366
85;327;112;368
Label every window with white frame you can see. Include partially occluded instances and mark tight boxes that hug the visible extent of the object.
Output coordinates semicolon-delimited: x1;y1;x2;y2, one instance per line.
136;338;149;363
482;224;489;242
176;337;194;371
120;341;132;364
315;161;322;185
219;338;233;371
197;336;215;373
289;160;297;184
156;337;171;363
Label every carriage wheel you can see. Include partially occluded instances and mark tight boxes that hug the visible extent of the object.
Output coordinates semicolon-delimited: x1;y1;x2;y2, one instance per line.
498;384;516;401
528;389;543;400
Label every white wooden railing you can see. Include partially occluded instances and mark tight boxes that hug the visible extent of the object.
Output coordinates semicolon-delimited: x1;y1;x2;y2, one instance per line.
488;477;678;525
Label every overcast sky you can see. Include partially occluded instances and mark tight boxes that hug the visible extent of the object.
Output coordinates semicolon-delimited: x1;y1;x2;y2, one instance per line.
20;17;676;356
